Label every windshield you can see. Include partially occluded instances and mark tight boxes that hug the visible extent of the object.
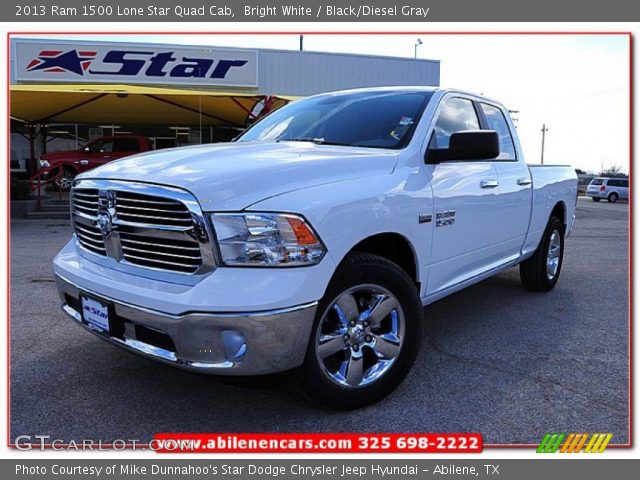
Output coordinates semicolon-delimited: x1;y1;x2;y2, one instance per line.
237;90;434;149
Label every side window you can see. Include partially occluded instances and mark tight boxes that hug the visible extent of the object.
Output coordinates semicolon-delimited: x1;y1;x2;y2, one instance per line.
622;180;629;188
431;97;480;149
89;140;113;153
480;103;516;160
113;138;140;152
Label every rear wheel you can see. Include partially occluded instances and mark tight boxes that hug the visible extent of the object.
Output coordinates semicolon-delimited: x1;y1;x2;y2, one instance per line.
520;216;565;292
608;192;619;203
299;252;424;409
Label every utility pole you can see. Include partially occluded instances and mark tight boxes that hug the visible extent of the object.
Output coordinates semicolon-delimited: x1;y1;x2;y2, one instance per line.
414;38;422;58
540;123;549;164
299;35;304;51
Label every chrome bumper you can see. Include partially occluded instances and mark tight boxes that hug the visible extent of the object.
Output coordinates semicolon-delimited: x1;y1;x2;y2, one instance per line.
56;274;317;375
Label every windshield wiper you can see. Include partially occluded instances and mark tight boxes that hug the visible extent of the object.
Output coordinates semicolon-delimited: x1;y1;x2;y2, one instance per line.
283;137;354;147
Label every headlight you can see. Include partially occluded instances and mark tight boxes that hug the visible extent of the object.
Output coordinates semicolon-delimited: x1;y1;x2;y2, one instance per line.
39;159;50;168
210;213;326;267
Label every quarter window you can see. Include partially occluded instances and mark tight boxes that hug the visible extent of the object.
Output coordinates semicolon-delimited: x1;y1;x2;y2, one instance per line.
480;103;516;160
431;97;480;149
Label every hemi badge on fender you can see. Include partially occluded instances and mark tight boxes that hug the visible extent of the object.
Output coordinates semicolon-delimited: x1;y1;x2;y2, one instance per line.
419;214;432;224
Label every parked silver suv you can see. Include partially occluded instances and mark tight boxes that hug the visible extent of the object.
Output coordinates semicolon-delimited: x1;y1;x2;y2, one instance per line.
586;177;629;203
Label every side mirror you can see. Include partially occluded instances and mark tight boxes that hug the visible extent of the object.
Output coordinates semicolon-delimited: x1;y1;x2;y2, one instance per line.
427;130;500;164
83;147;90;152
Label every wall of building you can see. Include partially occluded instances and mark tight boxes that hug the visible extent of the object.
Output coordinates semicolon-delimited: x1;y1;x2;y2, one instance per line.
10;38;440;95
258;49;439;96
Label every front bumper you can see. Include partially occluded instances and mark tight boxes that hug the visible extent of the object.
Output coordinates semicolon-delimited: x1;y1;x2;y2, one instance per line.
56;274;317;375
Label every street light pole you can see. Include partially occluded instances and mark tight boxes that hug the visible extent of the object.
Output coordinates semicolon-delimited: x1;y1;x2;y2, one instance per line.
414;38;422;58
540;123;549;164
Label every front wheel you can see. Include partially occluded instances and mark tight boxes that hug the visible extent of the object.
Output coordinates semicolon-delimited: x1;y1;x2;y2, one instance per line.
299;252;424;409
54;167;76;191
520;216;565;292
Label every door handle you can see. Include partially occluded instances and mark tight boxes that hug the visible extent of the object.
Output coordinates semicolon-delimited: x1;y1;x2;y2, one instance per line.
517;178;532;186
480;180;499;189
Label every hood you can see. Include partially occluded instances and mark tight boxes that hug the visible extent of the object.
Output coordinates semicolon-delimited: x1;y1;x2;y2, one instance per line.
77;142;399;210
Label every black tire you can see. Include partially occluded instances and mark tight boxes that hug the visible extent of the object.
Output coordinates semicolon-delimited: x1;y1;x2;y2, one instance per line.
608;192;618;203
54;167;76;191
520;216;565;292
592;197;601;202
298;252;424;410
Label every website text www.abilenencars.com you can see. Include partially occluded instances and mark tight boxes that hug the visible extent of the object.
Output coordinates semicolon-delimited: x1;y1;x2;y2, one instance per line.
13;434;481;452
13;435;353;451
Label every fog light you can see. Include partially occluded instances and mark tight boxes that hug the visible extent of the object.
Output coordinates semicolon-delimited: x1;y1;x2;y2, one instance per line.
220;330;247;361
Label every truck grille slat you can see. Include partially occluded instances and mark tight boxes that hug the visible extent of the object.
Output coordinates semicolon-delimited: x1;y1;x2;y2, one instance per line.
122;253;201;272
116;204;192;215
119;236;201;252
76;231;105;246
114;196;182;206
71;183;210;275
121;245;202;261
75;224;102;238
116;211;193;224
73;191;99;200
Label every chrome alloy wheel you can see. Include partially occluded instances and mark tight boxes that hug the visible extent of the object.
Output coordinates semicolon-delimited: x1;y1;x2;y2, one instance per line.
55;172;75;190
314;284;405;388
547;229;562;280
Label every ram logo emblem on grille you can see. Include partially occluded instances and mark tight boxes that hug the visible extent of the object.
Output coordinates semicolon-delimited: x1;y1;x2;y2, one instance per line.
96;212;113;238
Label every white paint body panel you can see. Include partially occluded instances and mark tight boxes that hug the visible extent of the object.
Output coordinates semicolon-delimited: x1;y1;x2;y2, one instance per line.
56;87;578;314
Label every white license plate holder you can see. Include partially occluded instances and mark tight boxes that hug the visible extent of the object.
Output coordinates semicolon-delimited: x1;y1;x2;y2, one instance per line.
80;295;111;333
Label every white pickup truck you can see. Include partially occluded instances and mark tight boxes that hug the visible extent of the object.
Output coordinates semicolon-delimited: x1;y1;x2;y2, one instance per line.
54;87;577;409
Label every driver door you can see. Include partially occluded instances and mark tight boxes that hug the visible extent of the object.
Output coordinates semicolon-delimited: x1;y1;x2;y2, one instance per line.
424;95;505;296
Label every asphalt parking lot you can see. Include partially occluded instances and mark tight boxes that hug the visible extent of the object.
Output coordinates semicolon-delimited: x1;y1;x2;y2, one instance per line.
10;197;629;445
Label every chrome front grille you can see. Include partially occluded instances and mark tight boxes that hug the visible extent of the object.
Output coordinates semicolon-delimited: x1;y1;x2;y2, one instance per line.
118;229;204;273
71;189;106;255
114;191;194;228
70;180;214;276
72;189;99;217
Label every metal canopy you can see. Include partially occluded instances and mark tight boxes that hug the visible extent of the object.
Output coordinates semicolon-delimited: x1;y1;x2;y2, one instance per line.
10;84;294;127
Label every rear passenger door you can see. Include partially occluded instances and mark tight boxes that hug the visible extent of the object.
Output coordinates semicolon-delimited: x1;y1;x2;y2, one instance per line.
479;102;533;260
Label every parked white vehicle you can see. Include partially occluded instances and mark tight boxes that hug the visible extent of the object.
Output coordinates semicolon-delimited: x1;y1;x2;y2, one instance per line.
54;87;578;409
586;177;629;203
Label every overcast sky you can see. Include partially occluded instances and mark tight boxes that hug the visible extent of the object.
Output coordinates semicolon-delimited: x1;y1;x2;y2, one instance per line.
23;33;630;174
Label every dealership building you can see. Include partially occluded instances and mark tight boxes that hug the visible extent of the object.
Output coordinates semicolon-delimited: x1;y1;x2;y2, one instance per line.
9;37;440;175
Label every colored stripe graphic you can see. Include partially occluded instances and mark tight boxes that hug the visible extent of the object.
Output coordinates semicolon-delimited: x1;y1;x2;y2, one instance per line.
537;433;565;453
538;433;613;453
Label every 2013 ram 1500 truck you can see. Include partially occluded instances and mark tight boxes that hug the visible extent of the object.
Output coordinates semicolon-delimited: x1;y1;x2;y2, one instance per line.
54;87;577;409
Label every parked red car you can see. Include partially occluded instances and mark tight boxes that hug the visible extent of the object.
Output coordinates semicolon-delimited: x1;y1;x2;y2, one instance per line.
39;135;152;189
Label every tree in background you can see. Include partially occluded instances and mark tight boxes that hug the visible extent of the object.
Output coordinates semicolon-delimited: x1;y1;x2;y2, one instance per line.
598;166;627;178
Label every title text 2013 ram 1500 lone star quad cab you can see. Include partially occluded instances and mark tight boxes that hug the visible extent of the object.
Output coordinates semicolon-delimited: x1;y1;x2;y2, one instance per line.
54;87;578;409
